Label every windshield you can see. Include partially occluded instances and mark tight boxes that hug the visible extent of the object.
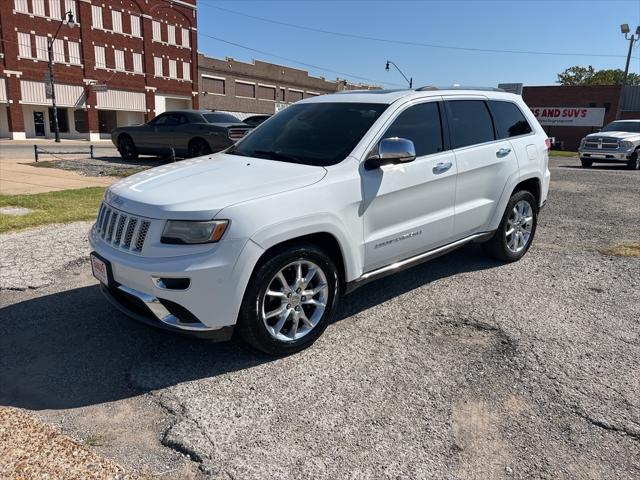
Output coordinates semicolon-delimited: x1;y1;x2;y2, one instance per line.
203;113;242;124
227;102;388;166
601;121;640;133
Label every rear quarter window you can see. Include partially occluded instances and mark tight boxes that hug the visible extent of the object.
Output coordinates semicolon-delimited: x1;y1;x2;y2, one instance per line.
489;101;532;138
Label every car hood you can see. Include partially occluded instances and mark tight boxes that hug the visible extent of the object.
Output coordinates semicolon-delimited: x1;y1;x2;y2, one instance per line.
105;153;327;220
585;131;640;141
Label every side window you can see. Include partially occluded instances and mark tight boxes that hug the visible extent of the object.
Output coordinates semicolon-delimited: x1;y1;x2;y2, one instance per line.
154;114;180;126
489;101;532;138
177;114;189;125
382;102;443;156
445;100;495;149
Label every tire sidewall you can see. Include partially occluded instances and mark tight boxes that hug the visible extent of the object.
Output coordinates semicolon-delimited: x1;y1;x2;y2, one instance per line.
496;191;538;262
239;245;340;355
118;136;136;160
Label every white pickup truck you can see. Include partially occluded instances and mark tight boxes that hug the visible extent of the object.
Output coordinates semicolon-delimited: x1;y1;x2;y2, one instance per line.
90;87;550;355
579;120;640;169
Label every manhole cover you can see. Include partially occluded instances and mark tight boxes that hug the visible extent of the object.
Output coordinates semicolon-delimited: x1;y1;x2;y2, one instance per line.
0;206;32;216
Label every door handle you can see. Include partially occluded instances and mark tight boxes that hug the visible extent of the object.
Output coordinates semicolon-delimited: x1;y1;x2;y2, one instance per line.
496;147;512;157
432;161;453;174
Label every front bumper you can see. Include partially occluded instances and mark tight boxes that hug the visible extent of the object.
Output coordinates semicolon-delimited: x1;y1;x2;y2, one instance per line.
578;148;633;162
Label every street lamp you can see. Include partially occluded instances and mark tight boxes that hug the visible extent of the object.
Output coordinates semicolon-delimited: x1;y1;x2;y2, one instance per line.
385;60;413;89
615;23;639;120
47;11;75;142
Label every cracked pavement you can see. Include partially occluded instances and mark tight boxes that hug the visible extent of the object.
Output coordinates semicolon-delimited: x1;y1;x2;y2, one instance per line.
0;157;639;479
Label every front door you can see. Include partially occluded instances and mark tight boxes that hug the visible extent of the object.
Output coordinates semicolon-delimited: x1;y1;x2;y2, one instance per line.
33;112;45;136
361;100;457;272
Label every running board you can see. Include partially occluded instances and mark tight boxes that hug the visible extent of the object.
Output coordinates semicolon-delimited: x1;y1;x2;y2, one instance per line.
345;231;494;294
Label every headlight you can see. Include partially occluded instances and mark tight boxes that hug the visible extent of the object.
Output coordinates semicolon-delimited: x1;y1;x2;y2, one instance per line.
620;141;633;149
161;220;229;244
579;138;586;148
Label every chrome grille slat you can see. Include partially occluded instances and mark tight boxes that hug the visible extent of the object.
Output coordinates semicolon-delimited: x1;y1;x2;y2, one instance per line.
95;202;151;254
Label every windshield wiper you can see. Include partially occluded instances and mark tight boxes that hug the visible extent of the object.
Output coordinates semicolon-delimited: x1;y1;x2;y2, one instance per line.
253;149;301;163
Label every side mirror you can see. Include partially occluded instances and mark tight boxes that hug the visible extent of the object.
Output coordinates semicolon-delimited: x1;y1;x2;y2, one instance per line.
365;137;416;170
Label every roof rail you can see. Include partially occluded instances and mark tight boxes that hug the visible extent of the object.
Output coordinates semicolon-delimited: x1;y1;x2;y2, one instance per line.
415;86;506;92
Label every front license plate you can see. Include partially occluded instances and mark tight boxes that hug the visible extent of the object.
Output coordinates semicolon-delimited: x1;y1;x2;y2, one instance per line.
91;254;110;286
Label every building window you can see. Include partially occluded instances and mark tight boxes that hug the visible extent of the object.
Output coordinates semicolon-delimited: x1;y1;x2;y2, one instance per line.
280;88;286;101
169;59;177;78
288;89;303;102
181;28;190;47
68;41;80;64
604;102;611;113
32;0;45;16
35;35;48;60
258;85;276;101
48;0;61;20
203;76;224;95
236;81;256;98
17;32;31;58
130;15;141;37
114;49;125;70
182;62;191;80
132;52;143;73
167;25;176;45
74;109;88;133
154;56;163;77
48;108;69;133
94;45;106;68
112;10;123;33
91;5;103;29
64;0;77;18
52;39;65;63
152;21;161;41
15;0;29;13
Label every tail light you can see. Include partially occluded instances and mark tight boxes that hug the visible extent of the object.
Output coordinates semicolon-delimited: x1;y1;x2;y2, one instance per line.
228;128;249;141
544;138;552;151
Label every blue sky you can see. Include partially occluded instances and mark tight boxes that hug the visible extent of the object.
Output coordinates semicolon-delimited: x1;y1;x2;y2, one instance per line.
197;0;640;88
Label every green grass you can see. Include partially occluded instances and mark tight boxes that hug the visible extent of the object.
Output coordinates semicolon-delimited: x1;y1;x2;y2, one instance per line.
549;150;578;157
0;187;105;234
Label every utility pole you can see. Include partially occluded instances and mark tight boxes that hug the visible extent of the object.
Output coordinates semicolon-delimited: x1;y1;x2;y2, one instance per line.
47;11;75;142
616;24;639;120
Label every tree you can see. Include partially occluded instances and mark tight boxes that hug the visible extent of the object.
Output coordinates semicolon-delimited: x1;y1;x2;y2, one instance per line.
557;65;640;86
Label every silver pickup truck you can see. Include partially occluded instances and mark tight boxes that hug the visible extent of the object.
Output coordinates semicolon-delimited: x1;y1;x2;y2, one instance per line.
578;120;640;170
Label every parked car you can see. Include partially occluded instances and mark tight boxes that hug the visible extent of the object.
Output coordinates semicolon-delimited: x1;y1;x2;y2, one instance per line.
578;120;640;169
111;110;252;160
243;114;272;128
91;87;550;355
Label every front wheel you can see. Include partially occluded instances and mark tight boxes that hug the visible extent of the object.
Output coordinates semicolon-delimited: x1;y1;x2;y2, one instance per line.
483;191;538;262
188;138;212;158
580;158;593;168
626;150;639;170
118;135;138;160
237;244;340;355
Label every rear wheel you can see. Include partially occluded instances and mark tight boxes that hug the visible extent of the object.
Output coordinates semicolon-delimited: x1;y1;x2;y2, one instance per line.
483;190;537;262
237;244;340;356
118;135;138;160
626;150;639;170
580;158;593;168
188;138;212;158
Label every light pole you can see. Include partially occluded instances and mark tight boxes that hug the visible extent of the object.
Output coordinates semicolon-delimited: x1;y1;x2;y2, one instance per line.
616;23;639;120
47;11;75;142
385;60;413;88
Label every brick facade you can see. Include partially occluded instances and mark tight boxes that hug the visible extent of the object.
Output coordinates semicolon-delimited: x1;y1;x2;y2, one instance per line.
0;0;198;140
198;54;379;116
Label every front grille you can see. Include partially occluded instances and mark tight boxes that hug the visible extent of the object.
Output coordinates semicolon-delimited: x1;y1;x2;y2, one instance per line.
228;128;249;141
584;137;619;150
96;202;151;253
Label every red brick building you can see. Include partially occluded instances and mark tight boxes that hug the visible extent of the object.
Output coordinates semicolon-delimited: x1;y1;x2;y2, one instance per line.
0;0;198;140
522;85;640;150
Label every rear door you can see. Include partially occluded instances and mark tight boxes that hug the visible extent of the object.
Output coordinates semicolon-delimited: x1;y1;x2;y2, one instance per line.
443;98;519;238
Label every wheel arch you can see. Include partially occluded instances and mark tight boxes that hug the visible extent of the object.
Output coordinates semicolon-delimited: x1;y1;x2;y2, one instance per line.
487;173;543;231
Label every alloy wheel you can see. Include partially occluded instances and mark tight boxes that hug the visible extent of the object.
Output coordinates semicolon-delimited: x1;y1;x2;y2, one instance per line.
505;200;534;253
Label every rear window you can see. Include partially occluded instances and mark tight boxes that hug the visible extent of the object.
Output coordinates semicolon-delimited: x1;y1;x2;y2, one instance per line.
489;101;532;138
203;113;241;124
445;100;495;149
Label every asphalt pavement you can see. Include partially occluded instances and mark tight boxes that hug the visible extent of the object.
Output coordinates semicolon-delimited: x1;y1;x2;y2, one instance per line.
0;157;639;479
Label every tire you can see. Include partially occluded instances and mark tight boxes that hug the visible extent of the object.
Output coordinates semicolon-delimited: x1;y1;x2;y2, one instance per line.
237;243;340;356
626;150;639;170
483;190;538;263
188;138;212;158
580;158;593;168
118;135;138;160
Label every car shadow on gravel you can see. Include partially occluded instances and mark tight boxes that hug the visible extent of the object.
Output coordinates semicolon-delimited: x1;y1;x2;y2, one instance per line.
558;164;631;171
0;245;500;411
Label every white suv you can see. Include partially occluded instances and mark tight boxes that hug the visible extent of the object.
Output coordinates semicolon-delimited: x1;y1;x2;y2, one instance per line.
90;87;550;355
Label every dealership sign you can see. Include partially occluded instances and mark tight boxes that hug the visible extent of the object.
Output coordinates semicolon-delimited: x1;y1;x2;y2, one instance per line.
530;107;606;127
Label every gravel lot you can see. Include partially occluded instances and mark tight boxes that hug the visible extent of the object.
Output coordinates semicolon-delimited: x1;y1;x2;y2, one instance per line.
0;157;639;479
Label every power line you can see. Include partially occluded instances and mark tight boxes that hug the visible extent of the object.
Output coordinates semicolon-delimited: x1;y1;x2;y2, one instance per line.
201;2;640;60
